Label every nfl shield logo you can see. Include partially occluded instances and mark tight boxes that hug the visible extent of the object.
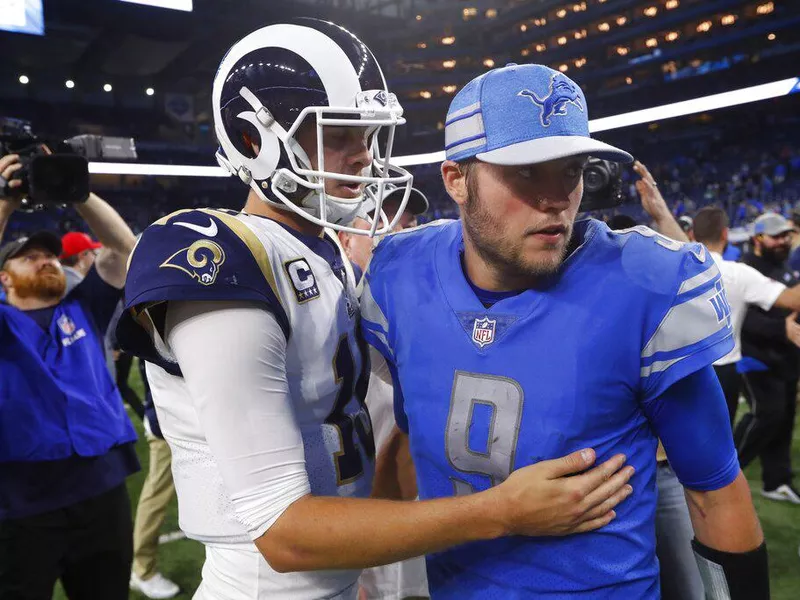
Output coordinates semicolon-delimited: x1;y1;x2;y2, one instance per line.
472;317;496;348
57;314;76;336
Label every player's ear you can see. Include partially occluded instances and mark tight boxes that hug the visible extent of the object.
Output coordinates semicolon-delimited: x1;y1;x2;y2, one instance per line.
337;230;353;257
0;270;11;291
442;160;469;207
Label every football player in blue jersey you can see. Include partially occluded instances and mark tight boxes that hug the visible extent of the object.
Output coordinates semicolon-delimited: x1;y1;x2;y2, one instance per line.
361;63;769;599
116;24;636;600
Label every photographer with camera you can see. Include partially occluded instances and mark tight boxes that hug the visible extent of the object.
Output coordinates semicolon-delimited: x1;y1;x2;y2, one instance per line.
0;152;140;600
0;153;23;242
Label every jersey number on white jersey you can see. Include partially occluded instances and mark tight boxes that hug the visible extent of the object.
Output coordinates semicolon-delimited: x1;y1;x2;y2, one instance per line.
327;334;376;485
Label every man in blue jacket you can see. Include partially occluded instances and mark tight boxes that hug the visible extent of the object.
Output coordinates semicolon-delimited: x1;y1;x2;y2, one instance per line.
0;159;139;600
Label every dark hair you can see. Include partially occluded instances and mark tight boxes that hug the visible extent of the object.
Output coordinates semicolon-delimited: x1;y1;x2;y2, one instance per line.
692;207;729;245
607;214;638;230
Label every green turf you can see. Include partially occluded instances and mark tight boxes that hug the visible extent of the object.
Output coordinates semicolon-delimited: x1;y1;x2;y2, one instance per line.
53;364;800;599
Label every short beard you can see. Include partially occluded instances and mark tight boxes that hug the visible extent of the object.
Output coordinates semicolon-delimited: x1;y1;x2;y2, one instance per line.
461;174;572;288
762;246;789;264
9;268;66;301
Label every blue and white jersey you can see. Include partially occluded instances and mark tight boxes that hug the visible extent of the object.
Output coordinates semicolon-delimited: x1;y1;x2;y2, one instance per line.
361;218;737;599
119;209;373;542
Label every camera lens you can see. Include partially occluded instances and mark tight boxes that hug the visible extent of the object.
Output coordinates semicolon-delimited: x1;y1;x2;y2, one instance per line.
583;165;608;193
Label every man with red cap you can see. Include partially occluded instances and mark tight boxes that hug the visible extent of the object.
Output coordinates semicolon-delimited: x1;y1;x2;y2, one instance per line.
60;231;103;293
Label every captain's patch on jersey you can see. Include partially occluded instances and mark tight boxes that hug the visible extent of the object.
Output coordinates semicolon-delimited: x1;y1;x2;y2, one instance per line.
285;258;320;303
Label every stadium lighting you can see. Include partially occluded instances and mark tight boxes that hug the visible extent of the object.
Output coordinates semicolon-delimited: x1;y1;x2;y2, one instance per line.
88;163;229;177
626;77;633;85
419;90;432;99
441;36;455;45
721;14;737;26
616;16;627;26
535;44;546;52
697;21;712;33
598;22;610;32
483;58;495;68
442;60;456;69
665;0;679;8
666;31;680;42
559;64;569;72
442;85;457;94
589;77;799;133
556;9;567;18
768;33;776;41
19;75;29;84
643;6;658;17
757;2;774;15
617;46;629;56
65;80;75;89
485;9;497;18
646;38;658;48
146;87;155;96
558;36;567;45
103;83;113;92
521;48;531;56
415;14;422;21
416;42;427;49
89;77;800;173
520;24;527;32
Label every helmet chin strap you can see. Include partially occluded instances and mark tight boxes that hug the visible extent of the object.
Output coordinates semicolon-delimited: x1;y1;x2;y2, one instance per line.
301;191;363;225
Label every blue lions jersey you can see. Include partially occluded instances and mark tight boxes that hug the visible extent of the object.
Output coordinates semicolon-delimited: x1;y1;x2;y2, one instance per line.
361;219;737;599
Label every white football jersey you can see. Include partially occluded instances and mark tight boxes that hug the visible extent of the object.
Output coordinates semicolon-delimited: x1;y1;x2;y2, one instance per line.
123;209;374;599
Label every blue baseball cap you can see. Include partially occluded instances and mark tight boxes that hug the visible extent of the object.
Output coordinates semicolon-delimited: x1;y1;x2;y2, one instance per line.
444;63;632;166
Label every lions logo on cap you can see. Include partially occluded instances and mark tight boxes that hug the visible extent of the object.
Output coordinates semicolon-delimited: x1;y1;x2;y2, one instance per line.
518;73;584;127
160;240;226;286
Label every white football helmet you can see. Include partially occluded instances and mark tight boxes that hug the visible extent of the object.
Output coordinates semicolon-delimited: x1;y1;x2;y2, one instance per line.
212;18;413;236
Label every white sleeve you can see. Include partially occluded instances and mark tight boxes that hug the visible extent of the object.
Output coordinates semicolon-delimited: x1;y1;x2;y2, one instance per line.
166;300;311;540
738;263;786;311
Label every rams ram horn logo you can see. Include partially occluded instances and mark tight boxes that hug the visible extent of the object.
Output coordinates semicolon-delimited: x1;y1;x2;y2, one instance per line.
518;73;584;127
160;240;226;286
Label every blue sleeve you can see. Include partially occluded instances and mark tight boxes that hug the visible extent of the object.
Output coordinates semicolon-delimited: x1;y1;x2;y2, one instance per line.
643;365;740;491
639;242;734;401
124;209;289;336
70;267;123;334
360;249;408;433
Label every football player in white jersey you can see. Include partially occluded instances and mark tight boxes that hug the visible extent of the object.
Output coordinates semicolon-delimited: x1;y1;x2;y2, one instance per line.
117;19;636;600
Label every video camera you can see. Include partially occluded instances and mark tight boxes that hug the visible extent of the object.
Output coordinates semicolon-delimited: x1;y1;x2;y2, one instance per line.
580;158;624;212
0;118;137;211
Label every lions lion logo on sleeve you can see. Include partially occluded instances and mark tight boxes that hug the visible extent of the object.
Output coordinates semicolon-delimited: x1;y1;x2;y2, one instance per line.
160;239;226;286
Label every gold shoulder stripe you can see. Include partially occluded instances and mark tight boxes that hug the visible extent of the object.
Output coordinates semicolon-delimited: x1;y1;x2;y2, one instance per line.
198;209;282;306
126;232;144;273
153;209;194;226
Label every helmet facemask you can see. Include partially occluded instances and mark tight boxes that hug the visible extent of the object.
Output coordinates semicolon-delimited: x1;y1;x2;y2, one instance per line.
216;86;414;237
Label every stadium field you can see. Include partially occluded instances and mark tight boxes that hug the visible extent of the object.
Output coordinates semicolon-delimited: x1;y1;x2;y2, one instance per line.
54;360;800;600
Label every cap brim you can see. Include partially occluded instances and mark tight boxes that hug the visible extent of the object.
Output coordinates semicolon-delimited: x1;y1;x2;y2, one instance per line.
476;135;633;166
17;231;62;259
766;226;795;236
384;187;429;215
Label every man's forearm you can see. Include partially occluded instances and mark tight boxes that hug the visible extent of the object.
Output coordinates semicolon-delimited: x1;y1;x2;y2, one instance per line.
653;214;689;244
685;471;764;552
75;193;135;256
258;489;504;572
0;203;14;243
372;426;418;500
